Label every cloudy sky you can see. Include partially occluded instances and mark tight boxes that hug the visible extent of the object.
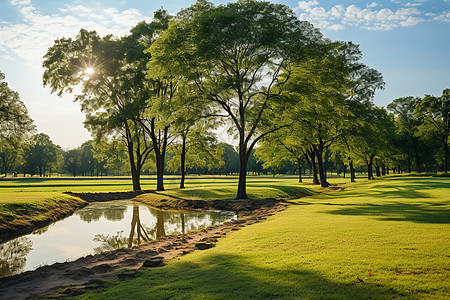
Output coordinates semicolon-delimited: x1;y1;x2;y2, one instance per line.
1;0;449;149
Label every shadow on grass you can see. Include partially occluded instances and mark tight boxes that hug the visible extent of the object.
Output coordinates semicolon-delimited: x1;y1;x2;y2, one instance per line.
332;178;450;200
325;201;450;224
0;183;133;189
91;254;404;299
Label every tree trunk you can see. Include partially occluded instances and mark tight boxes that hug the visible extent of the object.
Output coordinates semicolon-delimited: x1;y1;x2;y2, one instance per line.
126;137;141;191
350;161;356;182
236;139;249;199
368;155;375;180
155;153;165;191
306;149;320;185
148;122;168;192
297;158;302;183
180;134;187;189
444;141;448;173
375;165;381;177
131;167;141;191
315;146;329;187
413;139;422;173
382;164;386;176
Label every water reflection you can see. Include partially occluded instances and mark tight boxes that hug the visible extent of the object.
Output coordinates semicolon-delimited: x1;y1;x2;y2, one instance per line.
0;200;236;278
77;203;127;222
0;236;32;277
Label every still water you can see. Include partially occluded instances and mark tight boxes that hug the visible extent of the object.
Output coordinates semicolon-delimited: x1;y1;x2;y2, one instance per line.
0;200;236;278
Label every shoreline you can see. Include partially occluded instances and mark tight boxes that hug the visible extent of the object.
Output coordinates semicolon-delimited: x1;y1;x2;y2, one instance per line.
0;198;286;299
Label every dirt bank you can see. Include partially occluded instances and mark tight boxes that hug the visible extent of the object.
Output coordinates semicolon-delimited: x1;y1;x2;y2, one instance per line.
0;196;88;243
0;202;286;299
64;190;154;202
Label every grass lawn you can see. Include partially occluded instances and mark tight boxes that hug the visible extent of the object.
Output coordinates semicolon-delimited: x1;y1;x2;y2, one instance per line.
75;176;449;299
0;175;316;238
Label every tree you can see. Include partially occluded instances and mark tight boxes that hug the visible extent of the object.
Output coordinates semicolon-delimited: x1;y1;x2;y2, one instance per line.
24;133;58;177
387;97;423;172
255;129;305;182
0;71;34;140
43;11;170;190
338;57;385;181
216;143;239;176
351;105;394;179
64;148;81;177
415;89;450;173
0;71;35;176
148;0;322;198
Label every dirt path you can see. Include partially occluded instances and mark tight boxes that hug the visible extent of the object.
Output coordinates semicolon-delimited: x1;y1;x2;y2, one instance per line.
0;203;286;299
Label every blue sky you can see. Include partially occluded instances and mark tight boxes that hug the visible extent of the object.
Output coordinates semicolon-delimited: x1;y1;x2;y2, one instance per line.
1;0;449;149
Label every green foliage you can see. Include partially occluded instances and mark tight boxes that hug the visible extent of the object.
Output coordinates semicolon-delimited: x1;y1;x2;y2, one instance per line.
0;71;34;140
415;88;450;172
23;133;59;177
0;71;35;177
148;0;323;198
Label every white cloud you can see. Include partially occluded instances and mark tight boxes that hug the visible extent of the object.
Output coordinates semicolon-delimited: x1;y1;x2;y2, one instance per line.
0;1;152;63
434;10;450;22
10;0;30;5
404;2;422;7
367;2;380;8
295;1;432;31
295;0;318;11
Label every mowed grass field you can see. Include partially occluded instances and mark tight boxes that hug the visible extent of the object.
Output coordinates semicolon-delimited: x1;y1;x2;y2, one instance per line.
72;176;449;299
0;175;449;298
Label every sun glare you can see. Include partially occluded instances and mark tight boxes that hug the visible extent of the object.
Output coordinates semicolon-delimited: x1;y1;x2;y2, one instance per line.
85;68;94;75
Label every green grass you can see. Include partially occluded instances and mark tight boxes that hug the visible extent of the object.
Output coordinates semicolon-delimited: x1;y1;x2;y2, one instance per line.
74;176;449;299
0;175;316;237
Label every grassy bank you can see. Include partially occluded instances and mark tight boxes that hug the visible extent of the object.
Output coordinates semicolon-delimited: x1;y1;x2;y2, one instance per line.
75;176;449;299
0;175;318;241
0;195;87;241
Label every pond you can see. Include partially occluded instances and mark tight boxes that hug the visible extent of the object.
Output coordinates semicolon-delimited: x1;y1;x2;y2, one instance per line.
0;200;236;278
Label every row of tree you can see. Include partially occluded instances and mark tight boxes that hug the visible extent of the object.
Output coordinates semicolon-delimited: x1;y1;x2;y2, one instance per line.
1;60;448;181
2;1;448;199
39;1;448;197
255;89;450;186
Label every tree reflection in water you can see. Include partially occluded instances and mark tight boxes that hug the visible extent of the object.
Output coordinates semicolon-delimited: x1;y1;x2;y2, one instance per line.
128;205;151;247
0;236;32;277
77;203;127;223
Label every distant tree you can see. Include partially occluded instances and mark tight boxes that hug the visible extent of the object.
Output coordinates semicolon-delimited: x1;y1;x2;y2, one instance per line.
166;120;223;188
352;105;394;179
24;133;58;177
215;143;239;176
415;89;450;173
64;148;81;177
148;0;322;198
255;126;306;183
387;96;423;172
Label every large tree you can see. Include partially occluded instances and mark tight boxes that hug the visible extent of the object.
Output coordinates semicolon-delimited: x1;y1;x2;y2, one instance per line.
43;11;170;190
0;71;35;176
148;0;322;198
